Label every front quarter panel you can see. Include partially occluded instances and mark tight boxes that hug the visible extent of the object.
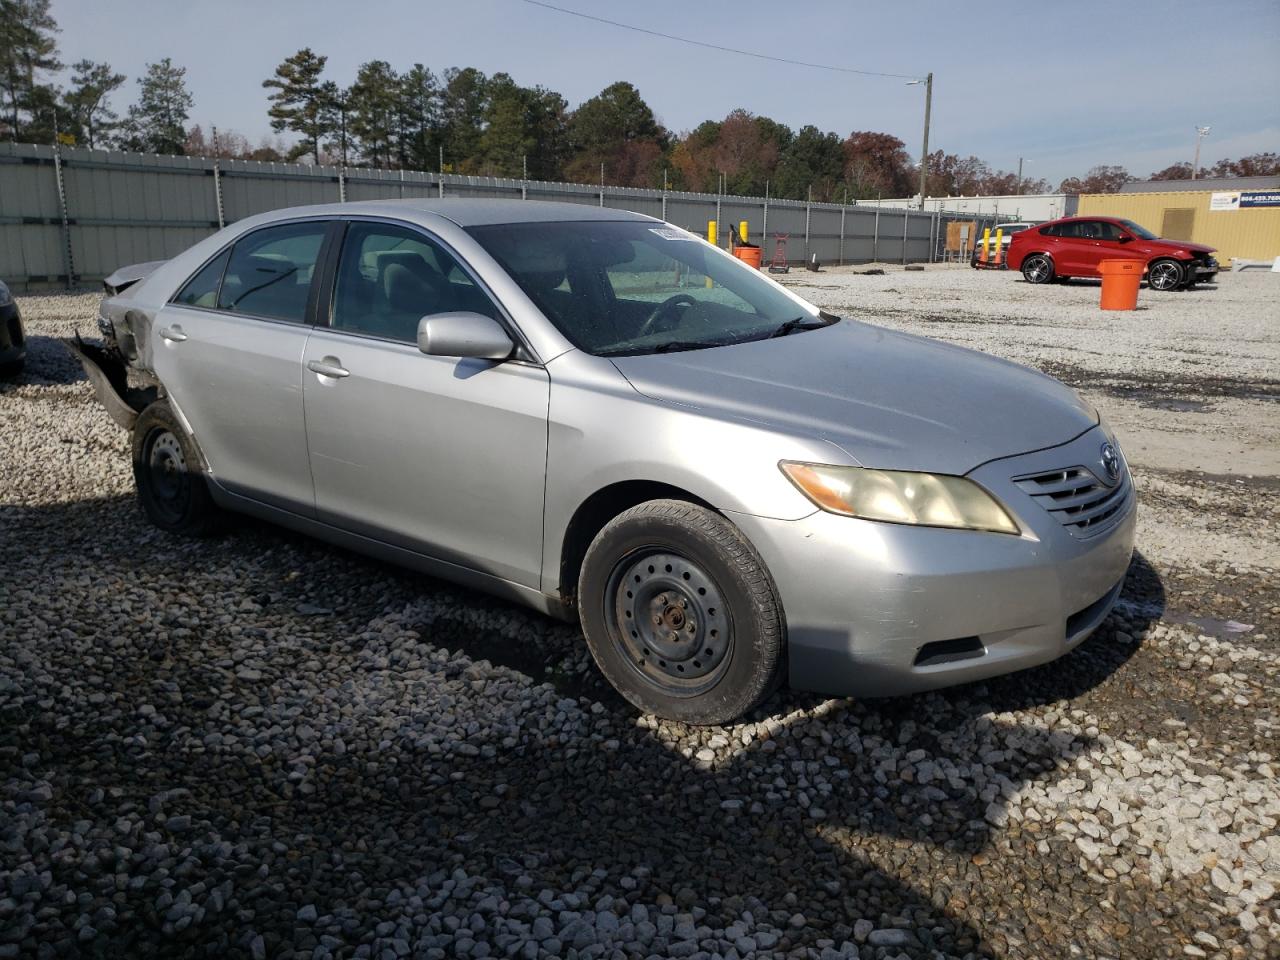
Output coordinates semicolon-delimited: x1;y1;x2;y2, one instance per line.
539;351;842;597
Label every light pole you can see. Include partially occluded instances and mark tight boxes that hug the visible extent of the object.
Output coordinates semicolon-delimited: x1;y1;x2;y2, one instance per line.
1191;126;1211;179
907;73;932;209
1016;157;1030;195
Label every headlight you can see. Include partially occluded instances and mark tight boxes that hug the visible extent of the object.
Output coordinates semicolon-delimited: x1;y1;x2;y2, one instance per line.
780;462;1020;534
0;282;12;307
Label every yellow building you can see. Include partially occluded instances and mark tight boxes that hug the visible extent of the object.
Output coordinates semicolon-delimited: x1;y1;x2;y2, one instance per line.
1078;177;1280;264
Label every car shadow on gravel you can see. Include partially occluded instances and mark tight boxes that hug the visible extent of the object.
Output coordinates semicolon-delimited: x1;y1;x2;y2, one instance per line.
1;494;1165;958
0;334;87;390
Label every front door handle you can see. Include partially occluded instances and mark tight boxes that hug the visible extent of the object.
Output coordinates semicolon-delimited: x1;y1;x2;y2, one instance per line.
307;357;350;379
158;325;187;343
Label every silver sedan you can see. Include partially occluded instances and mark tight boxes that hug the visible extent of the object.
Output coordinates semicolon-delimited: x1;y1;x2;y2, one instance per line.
75;200;1136;724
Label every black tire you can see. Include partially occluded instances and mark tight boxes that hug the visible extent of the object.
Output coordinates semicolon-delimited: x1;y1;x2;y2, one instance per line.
1147;258;1185;292
131;401;221;536
1021;253;1055;284
578;499;784;725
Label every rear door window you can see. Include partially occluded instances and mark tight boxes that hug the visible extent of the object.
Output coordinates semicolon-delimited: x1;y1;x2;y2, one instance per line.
173;249;230;308
217;222;328;323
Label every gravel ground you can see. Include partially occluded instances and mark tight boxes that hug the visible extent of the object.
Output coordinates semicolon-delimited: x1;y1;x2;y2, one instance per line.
2;281;1278;960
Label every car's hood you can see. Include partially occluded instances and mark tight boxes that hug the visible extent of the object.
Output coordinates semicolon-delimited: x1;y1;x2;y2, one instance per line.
1150;238;1215;254
609;320;1097;475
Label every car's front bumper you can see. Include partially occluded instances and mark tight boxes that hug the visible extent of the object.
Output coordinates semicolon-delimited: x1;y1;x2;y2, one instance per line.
0;301;24;368
731;424;1136;698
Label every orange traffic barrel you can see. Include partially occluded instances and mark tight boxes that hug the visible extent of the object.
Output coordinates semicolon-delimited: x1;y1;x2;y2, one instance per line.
1099;259;1142;310
734;245;763;269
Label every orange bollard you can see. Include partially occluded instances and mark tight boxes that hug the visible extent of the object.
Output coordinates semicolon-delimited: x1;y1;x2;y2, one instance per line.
1099;259;1142;310
979;228;991;266
992;228;1004;267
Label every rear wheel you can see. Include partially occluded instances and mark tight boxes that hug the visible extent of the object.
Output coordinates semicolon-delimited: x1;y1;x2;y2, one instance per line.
578;499;784;725
1021;254;1055;284
1147;258;1185;291
132;401;221;536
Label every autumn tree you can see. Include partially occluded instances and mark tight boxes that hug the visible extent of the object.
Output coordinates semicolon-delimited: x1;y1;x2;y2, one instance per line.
1059;164;1130;194
1148;161;1193;181
1209;152;1280;177
264;48;336;165
841;131;912;199
62;59;124;148
120;58;192;154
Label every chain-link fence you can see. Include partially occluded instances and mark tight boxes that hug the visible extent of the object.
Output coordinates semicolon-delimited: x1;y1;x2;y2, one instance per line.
1;142;1007;290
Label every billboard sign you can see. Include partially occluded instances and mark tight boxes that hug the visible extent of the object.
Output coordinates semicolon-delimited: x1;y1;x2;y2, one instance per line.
1239;190;1280;208
1209;192;1240;211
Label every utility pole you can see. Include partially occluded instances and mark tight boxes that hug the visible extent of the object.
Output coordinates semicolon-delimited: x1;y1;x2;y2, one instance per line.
908;72;933;209
1192;126;1211;179
1016;157;1023;195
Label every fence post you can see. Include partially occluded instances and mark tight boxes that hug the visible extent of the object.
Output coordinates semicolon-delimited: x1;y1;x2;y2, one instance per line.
873;204;879;262
901;208;908;266
661;168;668;222
715;194;722;248
599;162;605;207
805;186;812;260
839;202;846;266
522;155;528;201
762;179;769;256
51;140;76;290
212;158;225;229
338;165;346;202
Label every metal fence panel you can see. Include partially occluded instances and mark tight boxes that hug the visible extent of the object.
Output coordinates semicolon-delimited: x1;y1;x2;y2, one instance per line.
0;142;999;288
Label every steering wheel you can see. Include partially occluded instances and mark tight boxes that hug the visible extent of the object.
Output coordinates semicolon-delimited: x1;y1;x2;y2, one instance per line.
637;293;700;339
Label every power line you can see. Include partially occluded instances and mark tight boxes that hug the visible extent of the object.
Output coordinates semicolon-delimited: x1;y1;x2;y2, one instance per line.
520;0;922;81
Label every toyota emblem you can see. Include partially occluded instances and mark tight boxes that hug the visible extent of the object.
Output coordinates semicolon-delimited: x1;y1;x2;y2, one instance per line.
1100;442;1121;484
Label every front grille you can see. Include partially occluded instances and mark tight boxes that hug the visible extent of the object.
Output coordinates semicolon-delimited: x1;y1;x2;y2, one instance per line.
1013;464;1130;538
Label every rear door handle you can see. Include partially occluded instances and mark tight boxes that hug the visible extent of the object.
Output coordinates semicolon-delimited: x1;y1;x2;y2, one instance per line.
158;325;187;343
307;357;350;379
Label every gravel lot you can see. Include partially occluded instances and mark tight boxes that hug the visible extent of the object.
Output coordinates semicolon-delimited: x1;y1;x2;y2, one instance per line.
2;269;1277;960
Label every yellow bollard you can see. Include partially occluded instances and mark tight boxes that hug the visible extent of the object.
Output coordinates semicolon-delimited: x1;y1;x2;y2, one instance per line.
739;220;749;244
980;228;991;265
708;220;717;245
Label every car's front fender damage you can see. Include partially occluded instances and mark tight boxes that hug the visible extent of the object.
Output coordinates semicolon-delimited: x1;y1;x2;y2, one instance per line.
63;335;157;431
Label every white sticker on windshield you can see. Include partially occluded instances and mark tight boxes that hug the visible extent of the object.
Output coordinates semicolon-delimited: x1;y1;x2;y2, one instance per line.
648;227;698;241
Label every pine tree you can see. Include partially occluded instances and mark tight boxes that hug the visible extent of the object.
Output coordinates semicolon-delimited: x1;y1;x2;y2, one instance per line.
398;64;440;171
263;48;334;165
63;59;125;148
346;60;400;168
122;58;192;154
0;0;61;141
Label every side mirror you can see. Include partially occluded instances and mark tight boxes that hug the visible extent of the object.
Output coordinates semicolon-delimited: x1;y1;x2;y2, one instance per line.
417;312;514;360
1116;234;1133;243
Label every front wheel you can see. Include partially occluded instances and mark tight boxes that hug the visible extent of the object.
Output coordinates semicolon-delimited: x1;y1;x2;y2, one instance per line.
1147;258;1185;291
131;401;221;536
1021;254;1055;284
578;500;784;725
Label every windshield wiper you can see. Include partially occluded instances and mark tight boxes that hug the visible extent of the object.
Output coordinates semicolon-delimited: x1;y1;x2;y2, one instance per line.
769;316;830;338
651;339;721;353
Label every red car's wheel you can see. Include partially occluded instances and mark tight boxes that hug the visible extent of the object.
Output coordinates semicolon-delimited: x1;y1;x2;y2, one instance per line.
1147;258;1185;291
1021;254;1055;284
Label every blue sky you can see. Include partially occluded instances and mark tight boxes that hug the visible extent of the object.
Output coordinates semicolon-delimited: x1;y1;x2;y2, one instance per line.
50;0;1280;188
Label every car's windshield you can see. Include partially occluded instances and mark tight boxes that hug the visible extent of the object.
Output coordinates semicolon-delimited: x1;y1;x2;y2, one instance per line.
467;220;820;356
1119;219;1159;240
1001;224;1029;234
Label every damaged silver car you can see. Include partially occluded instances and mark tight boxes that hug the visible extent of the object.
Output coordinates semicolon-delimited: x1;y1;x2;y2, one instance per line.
72;199;1136;724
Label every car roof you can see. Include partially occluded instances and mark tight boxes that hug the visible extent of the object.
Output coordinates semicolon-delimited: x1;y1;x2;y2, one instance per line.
248;198;660;229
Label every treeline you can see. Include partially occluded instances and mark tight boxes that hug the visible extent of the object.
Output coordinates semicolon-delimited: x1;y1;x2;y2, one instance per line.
3;1;1277;198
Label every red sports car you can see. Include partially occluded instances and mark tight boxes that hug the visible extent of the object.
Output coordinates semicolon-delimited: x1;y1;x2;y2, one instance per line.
1006;216;1218;291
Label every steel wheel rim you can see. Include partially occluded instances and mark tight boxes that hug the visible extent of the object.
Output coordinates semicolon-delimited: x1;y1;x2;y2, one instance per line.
1024;256;1050;282
605;549;733;694
147;429;190;523
1149;262;1180;290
